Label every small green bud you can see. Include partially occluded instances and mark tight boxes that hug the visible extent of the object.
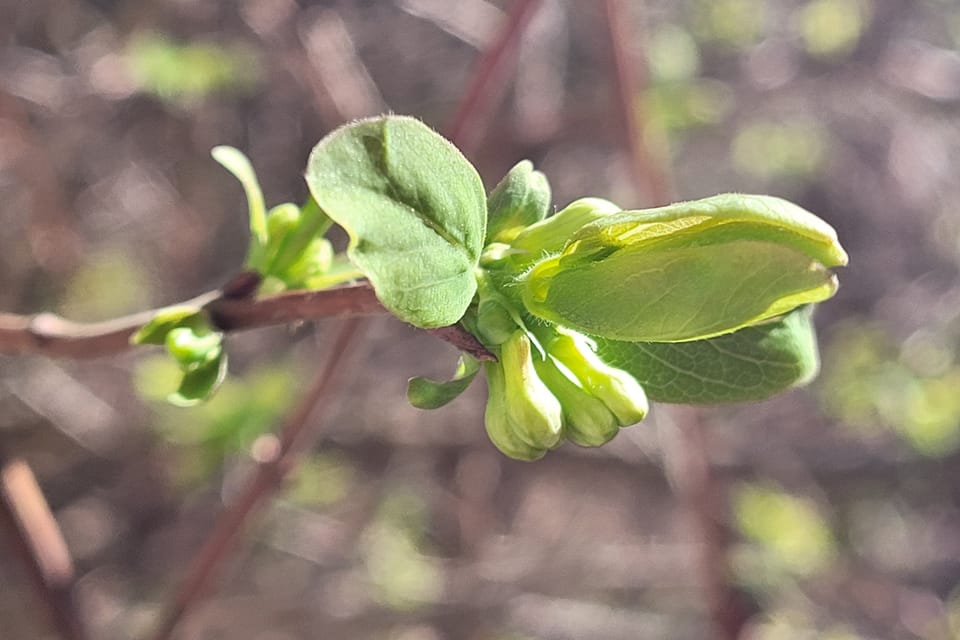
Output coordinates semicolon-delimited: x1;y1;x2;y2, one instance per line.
483;362;547;461
499;330;564;450
540;327;648;426
476;296;517;347
165;327;222;368
533;354;620;447
485;160;551;244
509;197;621;266
280;237;334;285
267;203;301;240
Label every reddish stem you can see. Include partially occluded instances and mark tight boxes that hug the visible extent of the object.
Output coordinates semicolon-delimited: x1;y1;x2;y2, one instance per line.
445;0;543;149
150;319;362;640
0;453;88;640
602;0;671;206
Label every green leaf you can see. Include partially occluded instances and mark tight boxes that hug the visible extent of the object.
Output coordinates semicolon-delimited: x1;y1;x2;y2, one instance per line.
212;146;268;267
305;116;486;328
485;160;551;243
131;306;202;345
407;355;480;409
522;193;846;342
594;306;820;404
169;349;228;407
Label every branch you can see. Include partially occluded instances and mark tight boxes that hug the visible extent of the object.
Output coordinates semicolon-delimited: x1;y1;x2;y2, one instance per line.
0;280;493;361
444;0;542;150
602;0;672;206
0;452;88;640
150;319;362;640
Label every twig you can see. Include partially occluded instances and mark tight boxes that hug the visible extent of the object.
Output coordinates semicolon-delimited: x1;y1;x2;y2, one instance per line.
0;281;493;362
601;0;671;206
660;409;750;640
0;451;88;640
444;0;542;151
150;319;362;640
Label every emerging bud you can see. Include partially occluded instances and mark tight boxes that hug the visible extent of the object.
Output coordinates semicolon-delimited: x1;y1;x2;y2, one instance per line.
485;160;551;244
508;197;621;266
165;327;222;368
475;296;518;347
521;194;848;343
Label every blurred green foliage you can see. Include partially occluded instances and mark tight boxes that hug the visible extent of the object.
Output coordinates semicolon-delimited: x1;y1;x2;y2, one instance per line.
733;483;836;582
283;452;354;508
748;612;862;640
820;322;960;456
126;32;260;104
135;356;296;481
796;0;868;60
689;0;768;49
59;249;151;321
731;120;827;181
362;490;443;611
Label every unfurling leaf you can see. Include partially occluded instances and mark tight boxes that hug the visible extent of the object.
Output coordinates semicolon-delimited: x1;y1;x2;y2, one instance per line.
212;146;268;266
407;355;481;409
169;349;228;407
305;116;486;328
521;193;847;342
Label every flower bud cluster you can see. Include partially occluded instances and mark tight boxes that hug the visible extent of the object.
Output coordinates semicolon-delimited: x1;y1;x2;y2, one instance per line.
478;310;648;460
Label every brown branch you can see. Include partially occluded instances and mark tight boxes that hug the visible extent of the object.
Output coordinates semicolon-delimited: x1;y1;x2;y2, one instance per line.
601;0;672;206
0;281;493;361
444;0;542;150
0;452;88;640
150;319;363;640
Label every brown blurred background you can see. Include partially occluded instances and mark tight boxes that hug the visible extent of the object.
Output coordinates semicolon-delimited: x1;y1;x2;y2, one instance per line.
2;1;960;638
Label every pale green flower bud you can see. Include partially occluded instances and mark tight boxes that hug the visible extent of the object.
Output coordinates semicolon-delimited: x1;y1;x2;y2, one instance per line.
499;330;564;450
539;327;648;426
508;197;621;266
533;354;620;447
483;362;547;461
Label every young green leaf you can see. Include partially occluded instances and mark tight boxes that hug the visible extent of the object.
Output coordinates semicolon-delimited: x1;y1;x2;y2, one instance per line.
305;116;486;328
594;306;820;404
211;146;268;266
521;194;847;342
407;354;481;409
169;350;228;407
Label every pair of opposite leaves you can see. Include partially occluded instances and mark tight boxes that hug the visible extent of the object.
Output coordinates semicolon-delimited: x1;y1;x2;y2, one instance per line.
303;115;847;404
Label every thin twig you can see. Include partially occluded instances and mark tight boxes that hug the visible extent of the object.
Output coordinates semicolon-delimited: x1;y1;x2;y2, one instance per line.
0;451;88;640
444;0;542;151
150;319;362;640
660;409;750;640
601;0;671;206
0;281;493;361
